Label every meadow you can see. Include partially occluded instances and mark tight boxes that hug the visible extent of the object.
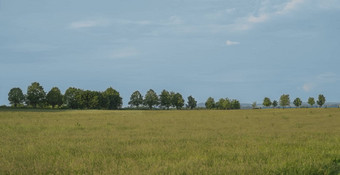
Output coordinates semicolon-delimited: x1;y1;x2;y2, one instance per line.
0;109;339;174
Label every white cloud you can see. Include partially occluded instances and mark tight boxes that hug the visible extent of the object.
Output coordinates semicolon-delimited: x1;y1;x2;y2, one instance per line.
69;19;109;29
247;14;269;23
110;48;139;59
226;40;240;46
302;83;314;92
276;0;304;14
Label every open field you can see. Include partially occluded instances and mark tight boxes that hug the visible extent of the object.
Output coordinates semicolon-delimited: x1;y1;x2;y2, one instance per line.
0;109;340;174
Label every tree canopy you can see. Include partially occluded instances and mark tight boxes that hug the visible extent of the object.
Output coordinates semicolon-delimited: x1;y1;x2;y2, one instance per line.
26;82;46;108
46;87;63;108
8;87;25;107
279;94;290;108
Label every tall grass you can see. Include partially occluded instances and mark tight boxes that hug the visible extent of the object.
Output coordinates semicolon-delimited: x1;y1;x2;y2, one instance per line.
0;109;339;174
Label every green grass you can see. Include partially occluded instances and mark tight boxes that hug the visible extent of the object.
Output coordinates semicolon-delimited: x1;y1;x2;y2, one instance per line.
0;109;340;174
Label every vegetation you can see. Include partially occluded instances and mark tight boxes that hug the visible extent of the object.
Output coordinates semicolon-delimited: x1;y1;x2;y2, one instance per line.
46;87;63;108
187;95;197;109
262;97;272;108
0;109;339;174
317;94;326;108
279;94;290;108
308;97;315;107
26;82;46;108
8;88;25;107
272;100;278;108
293;97;302;108
144;89;159;109
128;91;143;108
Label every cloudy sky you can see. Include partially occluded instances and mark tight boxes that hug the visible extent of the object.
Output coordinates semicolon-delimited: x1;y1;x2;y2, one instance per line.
1;0;340;105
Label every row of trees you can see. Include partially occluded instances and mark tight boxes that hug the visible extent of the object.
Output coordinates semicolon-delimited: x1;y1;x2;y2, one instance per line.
205;97;241;110
128;89;197;109
260;94;326;108
8;82;122;109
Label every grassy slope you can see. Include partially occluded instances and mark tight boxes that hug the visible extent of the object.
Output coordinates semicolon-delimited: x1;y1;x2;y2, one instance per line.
0;109;339;174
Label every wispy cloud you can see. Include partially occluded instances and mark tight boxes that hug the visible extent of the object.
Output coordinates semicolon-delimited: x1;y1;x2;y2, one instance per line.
230;0;306;31
69;19;109;29
302;72;339;92
110;48;139;59
226;40;240;46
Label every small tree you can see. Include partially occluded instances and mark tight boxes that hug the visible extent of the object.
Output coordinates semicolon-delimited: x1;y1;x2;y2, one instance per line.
262;97;272;108
46;87;63;108
231;99;240;109
159;90;171;109
63;87;83;109
317;94;326;108
128;91;143;108
216;98;226;110
307;97;315;108
293;97;302;108
252;102;257;109
272;100;278;108
8;88;25;107
144;89;159;109
103;87;122;109
172;93;184;109
279;94;290;109
205;97;215;109
187;95;197;109
26;82;46;108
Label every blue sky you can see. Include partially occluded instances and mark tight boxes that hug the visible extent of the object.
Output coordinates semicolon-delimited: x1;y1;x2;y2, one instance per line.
1;0;340;106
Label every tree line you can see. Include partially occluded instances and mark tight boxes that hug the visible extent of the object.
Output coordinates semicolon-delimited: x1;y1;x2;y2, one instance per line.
259;94;326;109
8;82;122;109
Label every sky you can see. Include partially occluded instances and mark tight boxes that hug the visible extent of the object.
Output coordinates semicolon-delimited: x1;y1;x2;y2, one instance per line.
1;0;340;106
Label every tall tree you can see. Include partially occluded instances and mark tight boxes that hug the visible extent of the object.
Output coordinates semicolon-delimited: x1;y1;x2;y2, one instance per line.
103;87;122;109
46;87;63;108
205;97;215;109
128;91;143;108
63;87;83;109
317;94;326;108
231;99;241;109
172;93;184;109
187;95;197;109
26;82;46;108
144;89;159;109
293;97;302;108
263;97;272;108
307;97;315;108
159;90;171;109
279;94;290;109
170;91;176;108
272;100;278;108
216;98;226;110
8;88;25;107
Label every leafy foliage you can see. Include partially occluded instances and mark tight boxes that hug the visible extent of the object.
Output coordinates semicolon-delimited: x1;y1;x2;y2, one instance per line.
26;82;46;108
308;97;315;107
144;89;159;109
8;88;25;107
293;98;302;108
128;91;143;108
187;95;197;109
317;94;326;108
263;97;272;107
46;87;63;108
279;94;290;108
205;97;215;109
159;90;171;109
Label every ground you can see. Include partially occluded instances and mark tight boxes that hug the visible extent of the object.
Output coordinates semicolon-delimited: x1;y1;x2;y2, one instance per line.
0;109;339;174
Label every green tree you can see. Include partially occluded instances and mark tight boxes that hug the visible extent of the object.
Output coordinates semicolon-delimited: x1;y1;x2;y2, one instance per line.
159;90;171;109
170;91;176;108
263;97;272;108
172;93;184;109
272;100;278;108
205;97;215;109
187;95;197;109
144;89;159;109
317;94;326;108
128;91;143;108
216;98;226;110
307;97;315;108
279;94;290;109
80;90;99;109
231;99;240;109
103;87;122;109
46;87;63;108
26;82;46;108
8;87;25;107
63;87;83;109
252;102;257;109
293;97;302;108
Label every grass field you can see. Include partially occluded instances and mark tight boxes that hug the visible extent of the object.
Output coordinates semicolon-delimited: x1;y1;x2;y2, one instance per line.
0;109;340;174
